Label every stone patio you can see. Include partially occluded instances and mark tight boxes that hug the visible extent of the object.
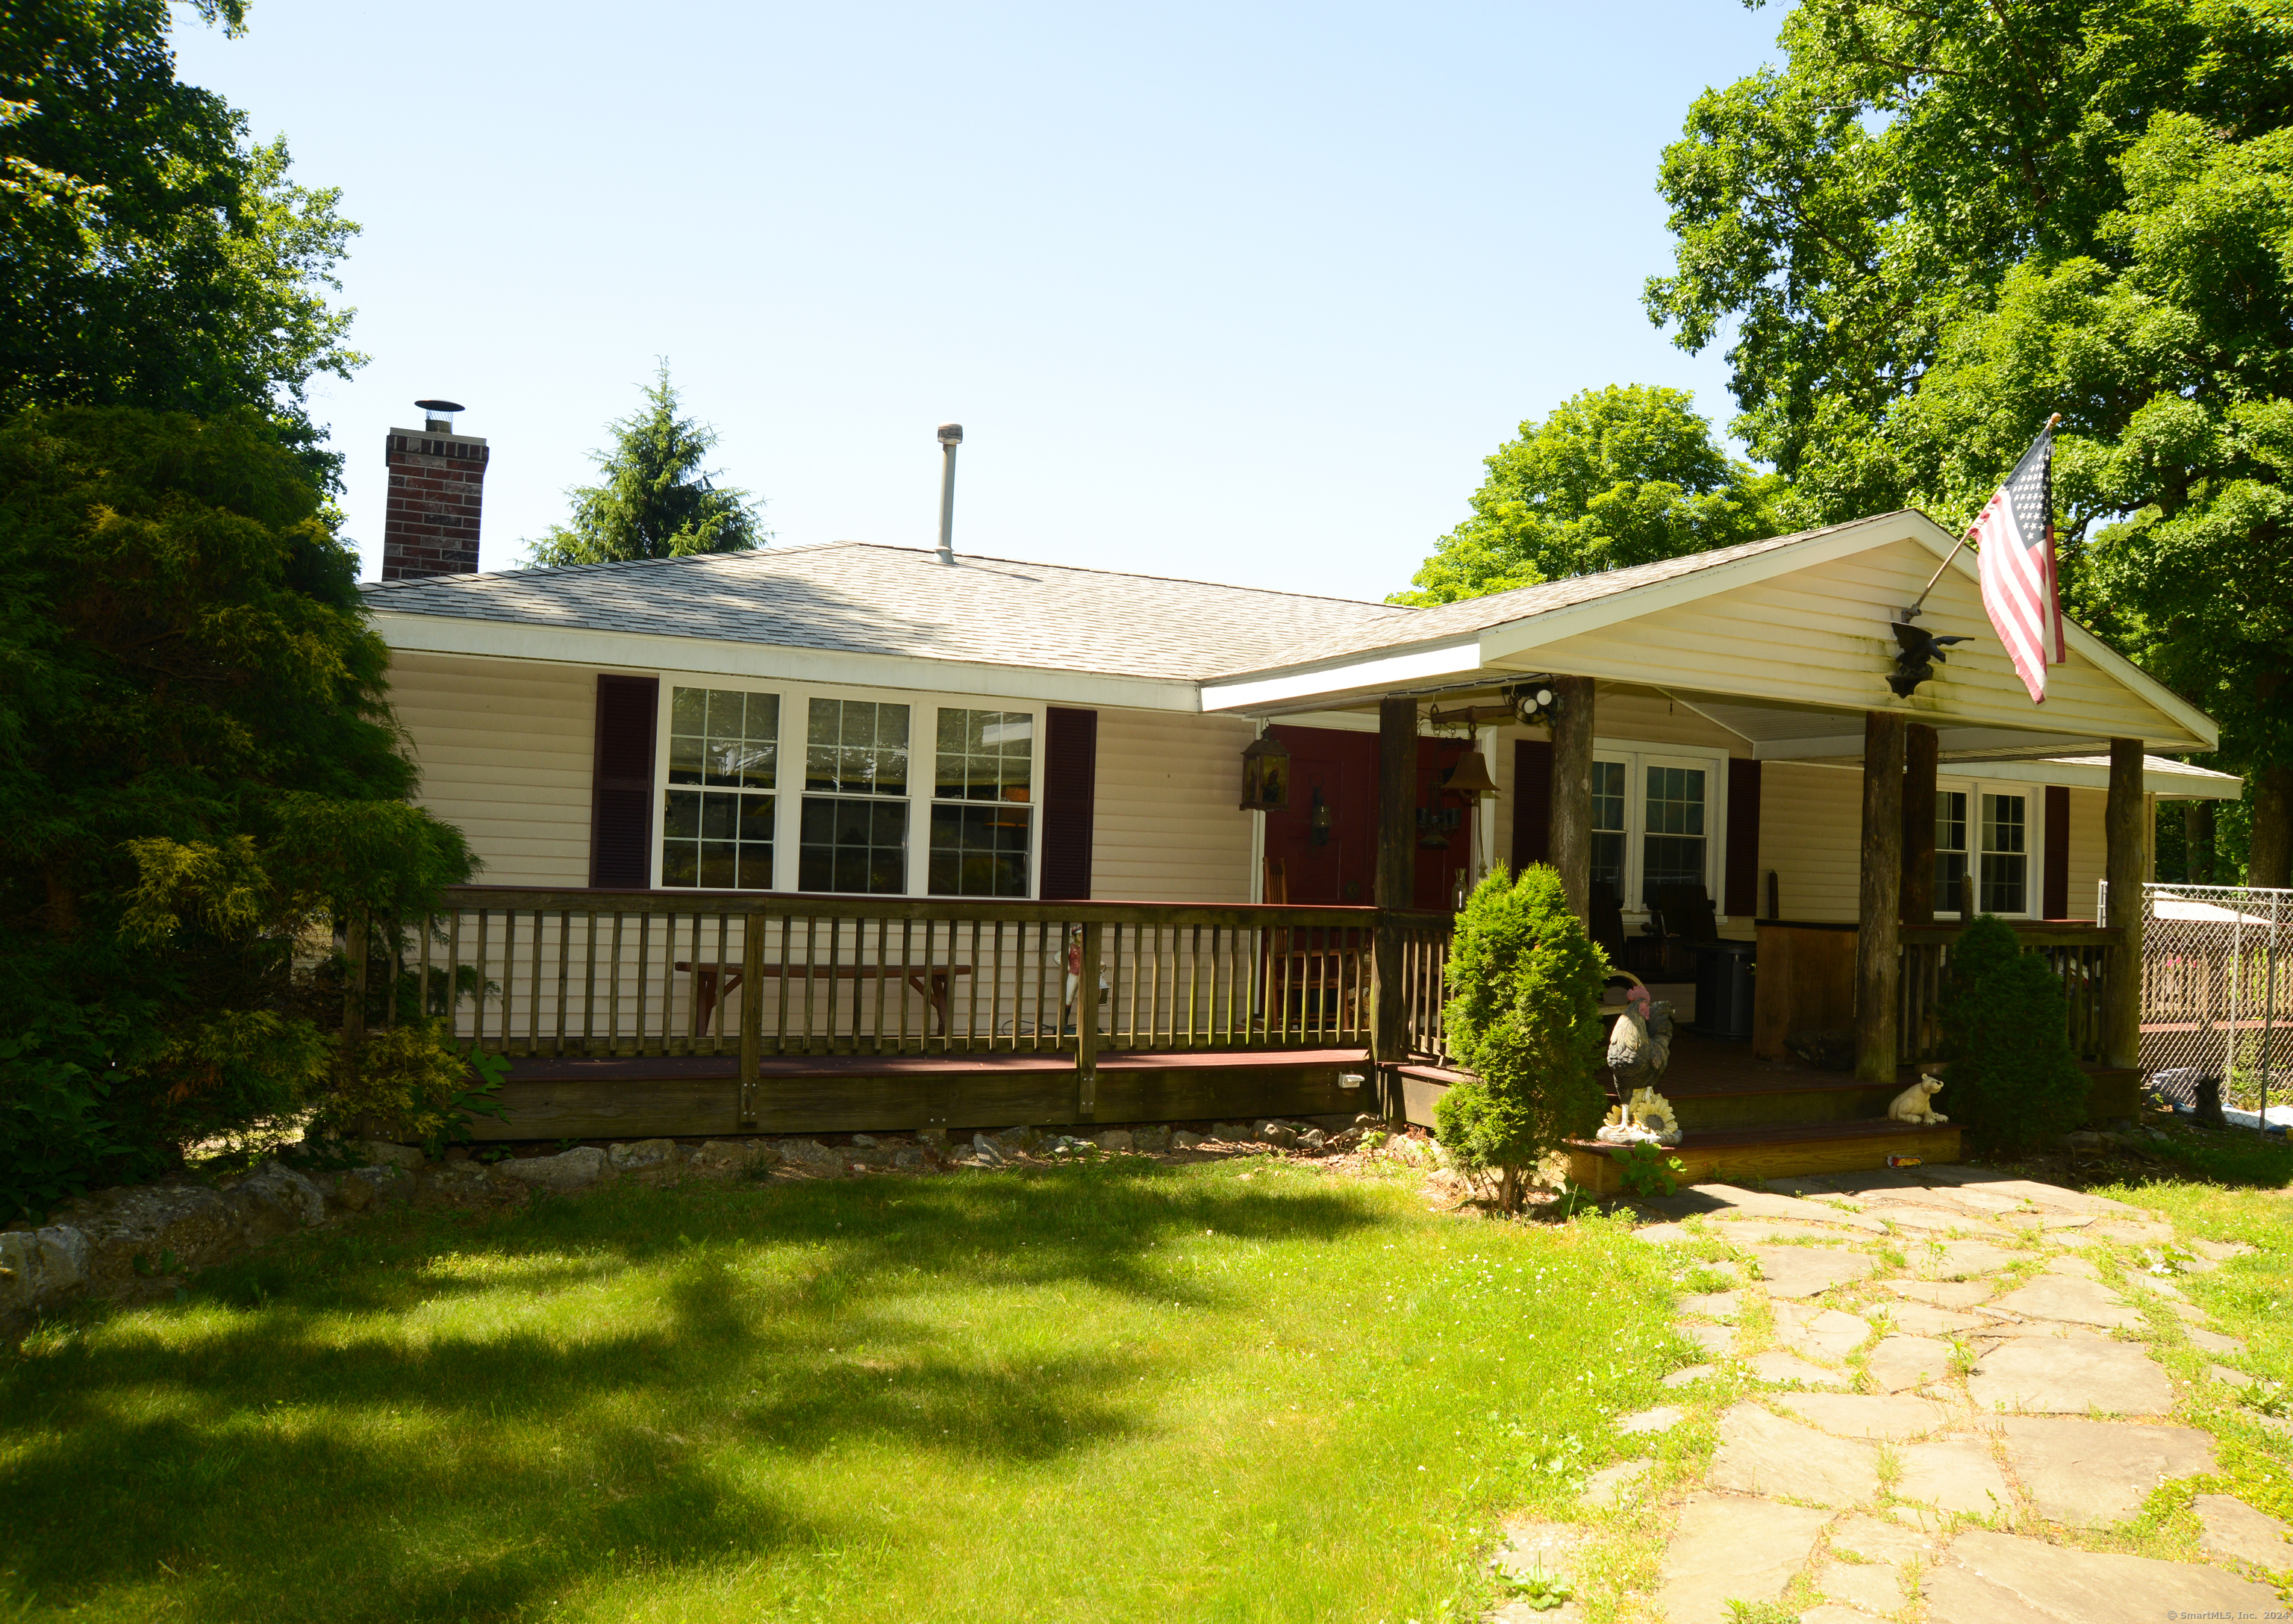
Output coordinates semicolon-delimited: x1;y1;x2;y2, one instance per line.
1482;1170;2291;1624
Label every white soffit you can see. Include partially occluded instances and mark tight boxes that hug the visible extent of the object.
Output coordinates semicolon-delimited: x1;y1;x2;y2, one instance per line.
1197;640;1483;713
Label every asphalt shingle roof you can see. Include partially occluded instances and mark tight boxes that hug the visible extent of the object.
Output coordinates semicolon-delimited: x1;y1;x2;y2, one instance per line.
363;542;1416;684
363;517;1901;684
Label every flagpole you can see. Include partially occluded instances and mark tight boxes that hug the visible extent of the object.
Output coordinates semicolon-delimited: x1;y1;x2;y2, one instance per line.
1903;413;2059;620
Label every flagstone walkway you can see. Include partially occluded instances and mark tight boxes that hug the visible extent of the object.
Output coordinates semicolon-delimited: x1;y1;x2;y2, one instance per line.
1485;1167;2291;1623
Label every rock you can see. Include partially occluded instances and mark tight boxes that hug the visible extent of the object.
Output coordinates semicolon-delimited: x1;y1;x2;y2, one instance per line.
1828;1512;1932;1564
850;1133;879;1147
1967;1337;2174;1416
1746;1350;1850;1388
1771;1392;1957;1440
1633;1222;1698;1245
1985;1275;2146;1329
1913;1171;2139;1215
331;1172;375;1213
1168;1130;1203;1150
892;1146;926;1170
608;1138;681;1178
1897;1435;2016;1522
2185;1325;2246;1356
1876;1301;1991;1337
224;1162;329;1237
1578;1458;1650;1508
1132;1125;1172;1153
1867;1333;1956;1391
1929;1528;2279;1624
2186;1237;2253;1262
1649;1184;1887;1232
2041;1254;2101;1278
357;1140;427;1172
1211;1122;1251;1143
2192;1493;2292;1568
0;1224;90;1314
1918;1240;2022;1279
417;1159;506;1205
1662;1364;1718;1389
1774;1304;1871;1361
2089;1218;2174;1244
2000;1417;2216;1525
1255;1120;1297;1149
1749;1245;1876;1299
1883;1278;1997;1309
1617;1405;1683;1437
1679;1290;1739;1320
1707;1402;1880;1506
1677;1321;1732;1357
493;1146;611;1192
1880;1204;1983;1233
845;1143;896;1169
2208;1362;2252;1386
1652;1493;1829;1624
967;1135;1007;1167
1815;1558;1903;1614
1299;1128;1326;1152
2060;1129;2103;1150
1094;1128;1134;1153
917;1127;949;1147
692;1140;778;1175
991;1126;1043;1155
777;1140;846;1175
2118;1269;2185;1300
74;1181;243;1289
1490;1517;1587;1590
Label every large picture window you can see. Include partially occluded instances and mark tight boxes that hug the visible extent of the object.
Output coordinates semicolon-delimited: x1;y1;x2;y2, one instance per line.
800;699;910;893
929;708;1034;896
661;685;777;889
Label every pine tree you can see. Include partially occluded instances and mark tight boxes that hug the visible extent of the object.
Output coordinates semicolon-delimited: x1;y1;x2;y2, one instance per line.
1937;915;2091;1158
525;364;767;566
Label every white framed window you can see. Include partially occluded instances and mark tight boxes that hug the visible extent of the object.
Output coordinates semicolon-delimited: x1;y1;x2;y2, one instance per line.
649;675;1046;897
1935;779;2037;916
1588;740;1733;916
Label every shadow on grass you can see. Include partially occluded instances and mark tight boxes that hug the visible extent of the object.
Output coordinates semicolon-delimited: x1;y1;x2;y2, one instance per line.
0;1161;1391;1623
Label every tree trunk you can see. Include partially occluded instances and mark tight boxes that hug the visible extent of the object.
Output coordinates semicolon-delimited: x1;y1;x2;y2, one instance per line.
2103;739;2145;1070
2251;764;2292;889
1855;712;1906;1084
2184;799;2215;885
1901;723;1937;927
1548;676;1596;921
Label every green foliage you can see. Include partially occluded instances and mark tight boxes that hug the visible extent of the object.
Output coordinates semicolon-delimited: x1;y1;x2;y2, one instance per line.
1396;385;1792;604
1500;1566;1574;1611
525;364;768;566
308;1022;508;1152
1614;1141;1687;1199
1;0;364;484
1937;915;2092;1158
0;407;475;1212
1432;864;1610;1210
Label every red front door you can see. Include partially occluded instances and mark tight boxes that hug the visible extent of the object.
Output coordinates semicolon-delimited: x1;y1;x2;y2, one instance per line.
1414;736;1478;912
1263;726;1478;911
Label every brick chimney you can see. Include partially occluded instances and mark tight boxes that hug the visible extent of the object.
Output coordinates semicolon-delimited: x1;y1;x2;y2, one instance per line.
381;399;488;579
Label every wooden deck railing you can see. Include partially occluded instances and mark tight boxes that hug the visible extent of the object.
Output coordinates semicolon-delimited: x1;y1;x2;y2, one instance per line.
1899;924;2118;1066
387;889;1375;1091
1392;911;1456;1067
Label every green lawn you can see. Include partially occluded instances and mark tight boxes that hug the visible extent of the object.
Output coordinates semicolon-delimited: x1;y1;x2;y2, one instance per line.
0;1157;1676;1623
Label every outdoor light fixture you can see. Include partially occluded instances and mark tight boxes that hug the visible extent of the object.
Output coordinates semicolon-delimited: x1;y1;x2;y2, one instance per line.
1307;787;1334;846
1508;682;1560;727
1238;730;1291;811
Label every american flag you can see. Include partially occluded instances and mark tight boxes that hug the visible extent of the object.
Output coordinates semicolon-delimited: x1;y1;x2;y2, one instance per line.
1971;421;2066;702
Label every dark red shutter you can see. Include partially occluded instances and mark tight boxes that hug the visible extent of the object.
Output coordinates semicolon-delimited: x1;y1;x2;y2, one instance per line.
1040;707;1097;900
2042;784;2070;918
589;674;659;889
1511;739;1553;872
1725;758;1762;916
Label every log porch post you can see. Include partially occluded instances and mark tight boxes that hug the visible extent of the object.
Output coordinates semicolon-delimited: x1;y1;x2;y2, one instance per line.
2103;736;2146;1069
1548;675;1596;920
1901;722;1937;928
1856;710;1906;1084
1370;695;1417;1066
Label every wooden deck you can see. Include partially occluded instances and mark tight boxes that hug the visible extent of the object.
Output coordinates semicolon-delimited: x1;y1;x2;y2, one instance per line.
475;1046;1373;1140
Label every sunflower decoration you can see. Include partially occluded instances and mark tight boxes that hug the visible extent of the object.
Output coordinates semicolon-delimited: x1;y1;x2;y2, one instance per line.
1597;1087;1682;1146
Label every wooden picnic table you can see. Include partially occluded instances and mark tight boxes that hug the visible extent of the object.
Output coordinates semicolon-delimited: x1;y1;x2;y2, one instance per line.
675;960;973;1037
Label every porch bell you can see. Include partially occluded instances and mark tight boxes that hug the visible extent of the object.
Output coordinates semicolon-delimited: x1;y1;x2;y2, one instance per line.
1238;731;1291;811
1441;749;1500;798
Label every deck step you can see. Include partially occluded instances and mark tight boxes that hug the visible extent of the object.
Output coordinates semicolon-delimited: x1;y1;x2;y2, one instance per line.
1566;1119;1963;1195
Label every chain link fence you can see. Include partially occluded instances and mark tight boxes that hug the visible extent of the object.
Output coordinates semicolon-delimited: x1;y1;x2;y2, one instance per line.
2110;882;2292;1130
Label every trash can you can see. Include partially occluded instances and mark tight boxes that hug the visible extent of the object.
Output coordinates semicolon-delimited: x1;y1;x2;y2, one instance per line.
1693;940;1756;1040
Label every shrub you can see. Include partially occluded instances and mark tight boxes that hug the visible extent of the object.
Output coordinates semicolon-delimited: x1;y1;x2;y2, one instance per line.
1938;914;2091;1156
1432;863;1609;1210
310;1019;508;1153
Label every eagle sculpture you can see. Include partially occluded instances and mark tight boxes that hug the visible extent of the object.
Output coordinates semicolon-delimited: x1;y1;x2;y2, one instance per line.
1888;622;1973;697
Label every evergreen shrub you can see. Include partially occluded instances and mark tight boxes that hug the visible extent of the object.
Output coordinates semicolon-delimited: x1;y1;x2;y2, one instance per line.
1432;863;1609;1211
1937;914;2091;1156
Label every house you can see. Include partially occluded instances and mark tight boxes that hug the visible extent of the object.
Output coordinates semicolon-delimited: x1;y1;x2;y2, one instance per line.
365;417;2237;1170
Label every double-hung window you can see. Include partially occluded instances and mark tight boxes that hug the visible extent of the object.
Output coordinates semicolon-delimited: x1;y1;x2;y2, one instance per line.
929;709;1033;896
1585;745;1729;914
799;698;911;894
661;686;778;889
1934;783;2033;915
1589;761;1627;900
1641;763;1709;908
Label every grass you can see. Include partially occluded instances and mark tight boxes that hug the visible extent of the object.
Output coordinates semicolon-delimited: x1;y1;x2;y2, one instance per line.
0;1157;1676;1623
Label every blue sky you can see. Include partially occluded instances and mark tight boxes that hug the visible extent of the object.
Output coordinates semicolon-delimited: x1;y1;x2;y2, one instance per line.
175;1;1782;602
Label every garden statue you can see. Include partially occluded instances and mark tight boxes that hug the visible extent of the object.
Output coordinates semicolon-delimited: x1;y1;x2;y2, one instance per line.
1596;1085;1682;1146
1888;1074;1949;1126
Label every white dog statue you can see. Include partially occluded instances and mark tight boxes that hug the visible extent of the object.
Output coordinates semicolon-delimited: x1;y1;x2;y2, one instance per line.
1888;1074;1948;1126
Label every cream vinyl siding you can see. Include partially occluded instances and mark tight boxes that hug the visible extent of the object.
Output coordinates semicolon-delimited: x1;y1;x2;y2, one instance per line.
1594;690;1750;755
1759;763;1862;922
1091;708;1256;902
1511;534;2192;745
2065;786;2106;921
389;652;595;887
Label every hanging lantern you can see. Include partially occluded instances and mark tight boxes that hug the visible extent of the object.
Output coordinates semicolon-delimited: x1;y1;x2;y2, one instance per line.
1238;730;1291;811
1442;749;1500;799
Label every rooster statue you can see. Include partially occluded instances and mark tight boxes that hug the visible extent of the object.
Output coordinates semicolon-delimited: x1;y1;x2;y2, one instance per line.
1606;983;1674;1093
